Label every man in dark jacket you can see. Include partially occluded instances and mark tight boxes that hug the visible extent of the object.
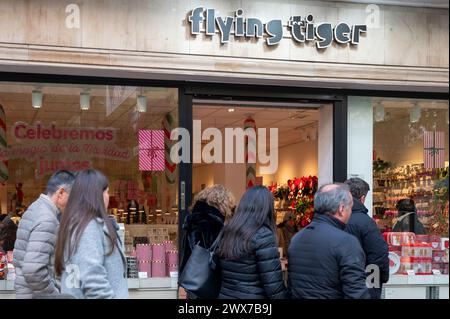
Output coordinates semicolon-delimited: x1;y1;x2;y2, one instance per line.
288;183;370;299
344;178;390;299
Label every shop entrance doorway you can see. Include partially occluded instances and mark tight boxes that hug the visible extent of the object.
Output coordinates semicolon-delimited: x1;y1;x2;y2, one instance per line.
191;98;332;257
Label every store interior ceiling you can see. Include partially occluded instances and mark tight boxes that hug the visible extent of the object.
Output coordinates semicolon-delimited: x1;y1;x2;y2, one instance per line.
193;101;323;149
0;83;178;144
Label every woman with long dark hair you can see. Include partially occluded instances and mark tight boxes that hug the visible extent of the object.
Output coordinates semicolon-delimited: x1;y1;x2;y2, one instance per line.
217;186;287;299
54;169;128;299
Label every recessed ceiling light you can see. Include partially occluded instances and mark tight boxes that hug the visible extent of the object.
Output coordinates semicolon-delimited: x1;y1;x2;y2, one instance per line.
410;102;421;123
228;108;235;112
80;91;90;111
137;95;147;113
32;89;43;109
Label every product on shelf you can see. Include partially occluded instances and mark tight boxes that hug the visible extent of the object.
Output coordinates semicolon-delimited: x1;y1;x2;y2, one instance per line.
126;256;138;279
401;243;432;258
166;250;178;275
136;244;152;277
388;251;401;275
0;252;6;280
151;243;166;278
433;250;445;263
163;241;174;252
400;257;432;275
441;238;449;250
373;164;448;234
384;232;416;246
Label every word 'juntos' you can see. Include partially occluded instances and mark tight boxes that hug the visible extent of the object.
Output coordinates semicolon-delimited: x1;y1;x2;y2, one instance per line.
169;121;278;174
189;8;367;48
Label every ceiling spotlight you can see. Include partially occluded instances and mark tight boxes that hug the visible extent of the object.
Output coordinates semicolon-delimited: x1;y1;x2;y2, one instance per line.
410;102;421;123
228;108;235;112
137;94;147;113
80;90;90;111
374;102;385;122
32;89;43;109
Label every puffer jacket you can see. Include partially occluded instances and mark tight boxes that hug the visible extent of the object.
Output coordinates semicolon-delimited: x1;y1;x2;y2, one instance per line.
13;194;60;299
288;214;370;299
219;226;288;299
346;198;389;299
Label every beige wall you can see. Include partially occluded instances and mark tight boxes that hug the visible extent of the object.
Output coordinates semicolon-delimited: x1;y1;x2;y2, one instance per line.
193;140;318;202
0;0;447;89
193;162;246;203
259;140;318;186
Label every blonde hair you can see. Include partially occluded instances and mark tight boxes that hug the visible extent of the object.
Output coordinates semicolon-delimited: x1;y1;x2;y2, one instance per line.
192;185;236;220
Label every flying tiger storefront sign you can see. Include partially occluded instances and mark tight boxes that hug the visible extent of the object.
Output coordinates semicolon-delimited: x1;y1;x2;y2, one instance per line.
188;8;367;48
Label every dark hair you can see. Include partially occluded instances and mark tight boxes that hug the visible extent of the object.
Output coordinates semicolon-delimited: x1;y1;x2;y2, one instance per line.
396;198;416;214
45;170;76;196
55;169;116;276
344;177;370;199
314;183;353;216
217;186;275;260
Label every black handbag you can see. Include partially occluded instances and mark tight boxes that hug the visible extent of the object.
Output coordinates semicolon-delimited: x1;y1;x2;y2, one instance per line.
178;230;223;299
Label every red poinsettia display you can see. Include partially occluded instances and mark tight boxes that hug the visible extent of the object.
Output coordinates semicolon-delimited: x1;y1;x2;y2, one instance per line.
288;176;318;228
268;176;318;229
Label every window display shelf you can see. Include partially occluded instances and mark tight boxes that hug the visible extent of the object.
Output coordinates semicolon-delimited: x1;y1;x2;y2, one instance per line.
0;278;179;299
386;274;449;286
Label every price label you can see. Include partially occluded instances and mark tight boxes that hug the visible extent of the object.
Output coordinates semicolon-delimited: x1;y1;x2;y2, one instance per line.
406;270;415;276
432;269;442;275
138;272;148;279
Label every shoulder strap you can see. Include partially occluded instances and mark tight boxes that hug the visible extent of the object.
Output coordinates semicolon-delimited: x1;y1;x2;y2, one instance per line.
209;229;223;253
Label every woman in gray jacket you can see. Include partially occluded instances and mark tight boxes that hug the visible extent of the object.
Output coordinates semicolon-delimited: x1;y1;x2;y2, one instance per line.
54;169;128;299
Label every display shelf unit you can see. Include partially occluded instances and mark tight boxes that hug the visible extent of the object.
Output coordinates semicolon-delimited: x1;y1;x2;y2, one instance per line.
0;278;179;299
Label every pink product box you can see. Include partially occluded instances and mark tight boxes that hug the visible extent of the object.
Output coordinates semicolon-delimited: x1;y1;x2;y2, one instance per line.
151;261;166;277
163;241;174;252
138;261;152;277
166;250;178;265
136;244;152;262
151;244;166;262
167;263;177;274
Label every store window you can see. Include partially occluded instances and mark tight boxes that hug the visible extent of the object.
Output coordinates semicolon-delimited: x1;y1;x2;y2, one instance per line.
0;82;179;282
372;98;449;275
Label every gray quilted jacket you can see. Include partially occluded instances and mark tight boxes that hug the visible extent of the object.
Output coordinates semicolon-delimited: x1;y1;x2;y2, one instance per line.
13;194;60;299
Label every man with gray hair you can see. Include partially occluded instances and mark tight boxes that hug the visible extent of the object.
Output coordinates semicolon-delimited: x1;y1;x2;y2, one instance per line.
344;177;389;299
13;170;76;298
287;183;370;299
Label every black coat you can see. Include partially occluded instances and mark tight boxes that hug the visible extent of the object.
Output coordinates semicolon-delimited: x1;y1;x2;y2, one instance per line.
346;198;389;299
392;211;426;235
179;201;224;274
219;226;288;299
288;214;370;299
